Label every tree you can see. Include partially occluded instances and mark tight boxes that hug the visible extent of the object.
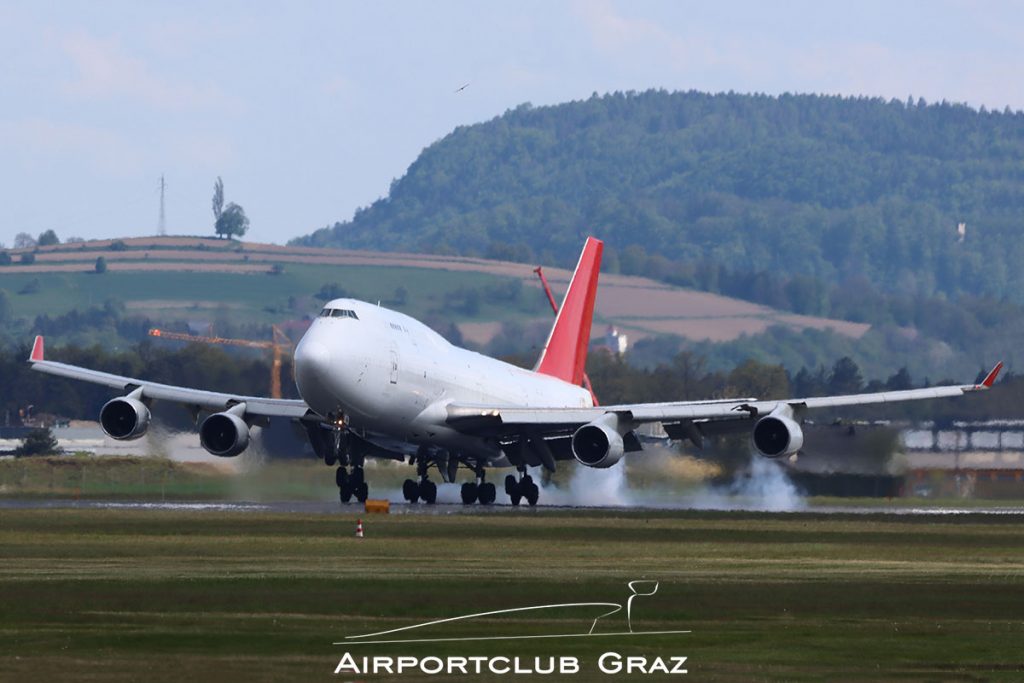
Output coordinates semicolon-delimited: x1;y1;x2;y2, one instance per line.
829;357;864;395
16;427;61;456
215;202;249;240
14;233;36;249
316;283;349;300
37;230;60;247
20;252;35;265
0;252;11;266
95;256;108;274
726;359;790;399
885;367;913;391
212;176;224;222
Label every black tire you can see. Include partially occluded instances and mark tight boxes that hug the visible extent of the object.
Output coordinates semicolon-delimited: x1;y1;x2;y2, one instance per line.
339;484;353;504
525;482;539;507
336;467;348;488
325;451;338;467
419;479;437;504
402;478;419;503
460;482;478;505
510;483;522;506
355;482;369;503
350;467;365;487
522;474;534;487
504;474;517;495
479;482;497;505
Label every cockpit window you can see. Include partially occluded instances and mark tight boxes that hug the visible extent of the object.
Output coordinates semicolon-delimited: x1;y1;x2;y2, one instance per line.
319;308;359;320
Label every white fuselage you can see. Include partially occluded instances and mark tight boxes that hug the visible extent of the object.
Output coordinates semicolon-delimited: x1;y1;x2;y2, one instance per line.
293;299;593;457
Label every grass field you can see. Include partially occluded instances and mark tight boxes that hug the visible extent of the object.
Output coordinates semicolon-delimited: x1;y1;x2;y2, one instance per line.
2;505;1023;682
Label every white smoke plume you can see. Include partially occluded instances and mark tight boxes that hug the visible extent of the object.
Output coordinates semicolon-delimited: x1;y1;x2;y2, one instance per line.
536;453;805;512
686;456;805;512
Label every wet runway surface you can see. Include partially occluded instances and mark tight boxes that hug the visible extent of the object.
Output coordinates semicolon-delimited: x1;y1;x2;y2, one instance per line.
2;498;1023;516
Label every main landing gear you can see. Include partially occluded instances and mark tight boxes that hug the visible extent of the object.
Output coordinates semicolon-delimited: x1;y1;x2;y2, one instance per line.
336;465;368;503
402;451;439;504
460;476;497;505
505;468;539;507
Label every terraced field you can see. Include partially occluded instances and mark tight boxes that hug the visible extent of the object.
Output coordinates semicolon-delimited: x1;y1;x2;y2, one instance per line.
0;236;869;345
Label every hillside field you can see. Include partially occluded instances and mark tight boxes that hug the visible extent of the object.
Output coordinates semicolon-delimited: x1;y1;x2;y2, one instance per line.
0;237;868;347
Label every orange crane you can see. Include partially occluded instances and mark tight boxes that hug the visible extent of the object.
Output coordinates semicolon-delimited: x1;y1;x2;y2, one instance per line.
148;325;293;399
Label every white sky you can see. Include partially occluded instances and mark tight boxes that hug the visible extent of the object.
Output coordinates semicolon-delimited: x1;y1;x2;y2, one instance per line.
2;0;1022;246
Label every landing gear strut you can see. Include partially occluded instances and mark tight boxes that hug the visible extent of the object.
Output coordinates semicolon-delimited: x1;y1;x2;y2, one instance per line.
507;468;539;506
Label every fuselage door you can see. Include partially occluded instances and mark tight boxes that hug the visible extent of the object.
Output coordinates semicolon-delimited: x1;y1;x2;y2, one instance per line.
390;347;399;384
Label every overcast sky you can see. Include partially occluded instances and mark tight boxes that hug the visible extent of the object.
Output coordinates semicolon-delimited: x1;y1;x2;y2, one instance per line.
2;0;1022;247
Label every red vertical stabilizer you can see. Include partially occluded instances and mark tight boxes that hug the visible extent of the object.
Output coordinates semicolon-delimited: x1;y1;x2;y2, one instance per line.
534;237;603;386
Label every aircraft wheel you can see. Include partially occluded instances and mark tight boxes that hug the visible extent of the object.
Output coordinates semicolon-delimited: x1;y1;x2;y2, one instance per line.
479;482;496;505
525;482;539;507
325;451;338;467
504;474;517;496
460;482;478;505
339;484;353;504
350;467;365;487
402;478;419;503
355;482;369;503
336;467;349;489
509;484;522;506
419;480;437;504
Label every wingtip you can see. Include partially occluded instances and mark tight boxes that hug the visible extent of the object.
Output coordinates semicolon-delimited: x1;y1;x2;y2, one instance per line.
981;361;1004;388
29;335;44;362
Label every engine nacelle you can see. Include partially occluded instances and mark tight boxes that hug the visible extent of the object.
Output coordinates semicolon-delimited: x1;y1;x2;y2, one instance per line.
751;407;804;458
99;396;151;440
572;414;626;468
200;410;250;457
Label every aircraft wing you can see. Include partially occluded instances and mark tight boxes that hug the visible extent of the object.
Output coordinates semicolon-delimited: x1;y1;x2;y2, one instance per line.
446;363;1003;439
27;337;310;419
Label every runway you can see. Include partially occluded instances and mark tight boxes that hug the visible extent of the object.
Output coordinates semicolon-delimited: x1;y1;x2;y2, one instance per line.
2;497;1023;516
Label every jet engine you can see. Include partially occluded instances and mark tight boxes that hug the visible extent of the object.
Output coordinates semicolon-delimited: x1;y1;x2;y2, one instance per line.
751;405;803;458
199;407;250;457
100;396;151;440
571;413;627;468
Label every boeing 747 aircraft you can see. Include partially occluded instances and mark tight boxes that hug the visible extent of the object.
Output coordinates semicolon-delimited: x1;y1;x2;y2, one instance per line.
28;238;1002;505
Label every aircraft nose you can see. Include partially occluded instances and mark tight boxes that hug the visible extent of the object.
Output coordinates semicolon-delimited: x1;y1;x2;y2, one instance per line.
295;339;331;376
294;336;333;401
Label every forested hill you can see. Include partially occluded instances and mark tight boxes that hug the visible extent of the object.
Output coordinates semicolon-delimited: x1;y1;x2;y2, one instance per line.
294;90;1024;305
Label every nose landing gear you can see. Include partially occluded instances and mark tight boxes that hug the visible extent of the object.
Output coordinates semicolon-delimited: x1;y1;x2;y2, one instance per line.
337;465;368;503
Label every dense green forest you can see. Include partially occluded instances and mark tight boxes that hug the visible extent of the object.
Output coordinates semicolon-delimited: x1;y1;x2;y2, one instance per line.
294;90;1024;377
297;90;1024;304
